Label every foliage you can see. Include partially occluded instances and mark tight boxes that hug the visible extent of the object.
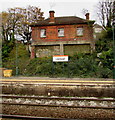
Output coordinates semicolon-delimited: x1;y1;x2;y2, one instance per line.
96;28;113;52
2;39;15;61
9;53;111;78
95;27;113;71
98;49;113;70
2;44;30;75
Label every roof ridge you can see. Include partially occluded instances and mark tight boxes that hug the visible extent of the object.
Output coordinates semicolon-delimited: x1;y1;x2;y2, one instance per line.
46;16;85;19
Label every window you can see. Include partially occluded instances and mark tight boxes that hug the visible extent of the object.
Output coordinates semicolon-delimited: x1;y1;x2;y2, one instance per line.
40;29;46;37
58;28;64;37
77;27;83;36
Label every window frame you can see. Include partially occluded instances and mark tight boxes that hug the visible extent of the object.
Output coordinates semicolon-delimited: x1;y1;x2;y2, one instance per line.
40;29;46;38
76;27;84;36
58;28;64;37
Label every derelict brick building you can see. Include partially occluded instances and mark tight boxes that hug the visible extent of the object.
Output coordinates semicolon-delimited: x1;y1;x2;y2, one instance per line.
30;11;95;58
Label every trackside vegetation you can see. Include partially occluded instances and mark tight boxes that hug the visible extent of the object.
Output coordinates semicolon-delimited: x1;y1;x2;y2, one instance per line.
22;53;113;78
2;52;113;78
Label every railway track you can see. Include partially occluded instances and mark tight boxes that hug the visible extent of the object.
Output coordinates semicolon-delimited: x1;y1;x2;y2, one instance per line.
1;78;115;119
2;94;115;119
1;94;115;109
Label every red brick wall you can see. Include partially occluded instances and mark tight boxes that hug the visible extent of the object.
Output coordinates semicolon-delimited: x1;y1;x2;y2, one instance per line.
31;24;94;43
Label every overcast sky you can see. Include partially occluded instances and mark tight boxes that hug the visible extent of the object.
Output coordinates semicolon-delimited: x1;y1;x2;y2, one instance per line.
0;0;100;23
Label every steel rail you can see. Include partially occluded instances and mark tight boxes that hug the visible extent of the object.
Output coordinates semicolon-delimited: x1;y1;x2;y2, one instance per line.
1;80;114;84
0;114;80;120
1;102;115;109
1;79;114;84
1;94;115;101
1;78;114;82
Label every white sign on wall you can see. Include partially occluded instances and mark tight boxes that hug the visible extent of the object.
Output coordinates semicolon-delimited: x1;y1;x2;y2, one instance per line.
53;55;68;62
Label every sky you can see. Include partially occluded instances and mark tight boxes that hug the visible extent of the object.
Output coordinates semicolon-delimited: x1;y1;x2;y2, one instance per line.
0;0;100;23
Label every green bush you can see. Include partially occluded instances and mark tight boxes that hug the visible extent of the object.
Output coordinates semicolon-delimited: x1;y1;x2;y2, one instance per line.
3;44;113;78
22;53;112;78
2;44;30;75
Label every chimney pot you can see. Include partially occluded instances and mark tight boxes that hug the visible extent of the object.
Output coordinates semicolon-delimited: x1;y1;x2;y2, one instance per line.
85;13;90;20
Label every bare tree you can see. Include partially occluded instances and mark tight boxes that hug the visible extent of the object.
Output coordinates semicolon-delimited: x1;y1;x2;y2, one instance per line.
1;6;44;44
15;6;44;44
97;0;114;28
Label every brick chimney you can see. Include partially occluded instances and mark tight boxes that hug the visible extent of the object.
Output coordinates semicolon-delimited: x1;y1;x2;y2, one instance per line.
49;11;55;23
85;13;90;20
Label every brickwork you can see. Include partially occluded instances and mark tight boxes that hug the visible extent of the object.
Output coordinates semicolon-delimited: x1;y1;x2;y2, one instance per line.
30;11;95;58
31;24;93;42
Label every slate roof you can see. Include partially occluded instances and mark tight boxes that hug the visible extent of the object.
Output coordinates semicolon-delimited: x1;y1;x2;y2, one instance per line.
30;16;95;27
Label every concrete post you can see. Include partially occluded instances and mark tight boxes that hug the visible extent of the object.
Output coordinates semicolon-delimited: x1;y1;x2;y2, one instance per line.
60;44;64;55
